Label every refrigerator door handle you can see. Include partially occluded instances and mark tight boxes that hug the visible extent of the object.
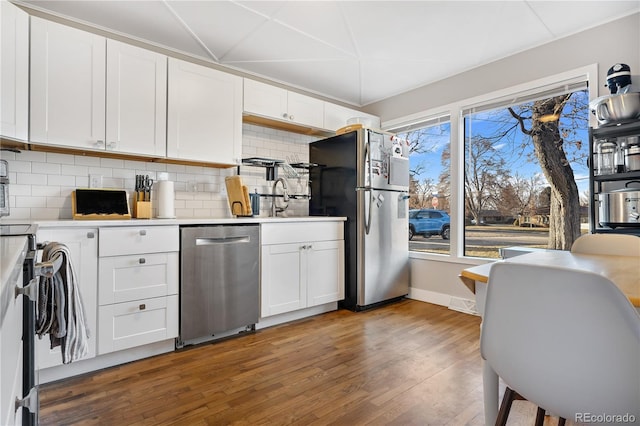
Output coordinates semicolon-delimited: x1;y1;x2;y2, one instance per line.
364;188;373;235
364;137;374;235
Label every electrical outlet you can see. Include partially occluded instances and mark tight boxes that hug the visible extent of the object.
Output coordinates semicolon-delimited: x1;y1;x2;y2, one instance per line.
220;184;227;196
89;174;102;188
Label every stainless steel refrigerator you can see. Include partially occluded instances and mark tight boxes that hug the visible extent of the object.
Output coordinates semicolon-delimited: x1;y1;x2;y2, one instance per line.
310;128;410;311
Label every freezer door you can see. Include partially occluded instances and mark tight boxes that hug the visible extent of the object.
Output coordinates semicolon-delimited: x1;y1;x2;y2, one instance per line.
357;188;409;307
360;130;409;192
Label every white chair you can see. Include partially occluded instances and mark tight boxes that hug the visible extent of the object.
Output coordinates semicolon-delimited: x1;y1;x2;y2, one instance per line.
570;233;640;256
480;263;640;426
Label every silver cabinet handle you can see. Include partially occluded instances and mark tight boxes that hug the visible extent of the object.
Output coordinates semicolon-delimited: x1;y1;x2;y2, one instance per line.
93;140;105;148
107;141;117;150
289;115;294;121
139;258;146;264
87;232;95;239
139;230;147;236
282;113;288;119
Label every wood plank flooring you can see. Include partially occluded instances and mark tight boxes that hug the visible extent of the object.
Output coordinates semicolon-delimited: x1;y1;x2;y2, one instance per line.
39;300;576;425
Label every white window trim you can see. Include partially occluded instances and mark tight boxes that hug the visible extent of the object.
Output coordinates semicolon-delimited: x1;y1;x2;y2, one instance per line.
383;64;598;263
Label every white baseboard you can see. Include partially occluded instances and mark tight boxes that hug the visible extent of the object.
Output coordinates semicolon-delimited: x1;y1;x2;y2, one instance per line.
407;288;478;316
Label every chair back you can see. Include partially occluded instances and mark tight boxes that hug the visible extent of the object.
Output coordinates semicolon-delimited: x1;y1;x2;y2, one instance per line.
571;233;640;256
480;263;640;424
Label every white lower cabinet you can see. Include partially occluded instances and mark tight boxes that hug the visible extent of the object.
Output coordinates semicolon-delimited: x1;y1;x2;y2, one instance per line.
35;228;98;370
97;226;179;354
261;222;344;317
98;295;178;354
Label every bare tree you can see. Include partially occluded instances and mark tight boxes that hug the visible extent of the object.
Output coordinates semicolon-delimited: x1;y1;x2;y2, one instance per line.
409;176;437;208
464;137;509;224
509;94;582;249
498;173;544;220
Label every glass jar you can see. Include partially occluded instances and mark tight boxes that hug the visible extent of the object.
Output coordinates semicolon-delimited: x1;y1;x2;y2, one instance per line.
596;140;616;175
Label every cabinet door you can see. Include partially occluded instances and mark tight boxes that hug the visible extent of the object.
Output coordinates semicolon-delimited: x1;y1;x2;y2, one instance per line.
30;17;106;149
0;1;28;140
287;91;324;128
167;58;242;164
35;228;98;370
106;40;167;156
261;243;307;317
243;78;288;120
307;240;345;306
323;103;380;132
99;252;178;305
98;294;178;354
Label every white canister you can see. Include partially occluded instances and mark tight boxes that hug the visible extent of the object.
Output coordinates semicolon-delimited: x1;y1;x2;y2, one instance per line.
156;172;175;218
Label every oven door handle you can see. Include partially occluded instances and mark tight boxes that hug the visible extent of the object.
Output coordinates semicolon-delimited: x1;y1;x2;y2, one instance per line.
15;251;64;302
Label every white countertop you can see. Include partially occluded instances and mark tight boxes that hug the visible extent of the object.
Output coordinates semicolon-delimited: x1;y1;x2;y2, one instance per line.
0;216;346;229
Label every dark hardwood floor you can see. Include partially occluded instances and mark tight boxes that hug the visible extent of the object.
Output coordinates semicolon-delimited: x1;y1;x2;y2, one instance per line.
39;299;574;425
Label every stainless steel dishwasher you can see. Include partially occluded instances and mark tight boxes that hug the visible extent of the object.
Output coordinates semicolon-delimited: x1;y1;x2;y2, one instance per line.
177;225;259;348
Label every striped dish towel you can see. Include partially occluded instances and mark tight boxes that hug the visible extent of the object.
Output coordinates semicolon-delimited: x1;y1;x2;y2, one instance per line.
36;242;90;364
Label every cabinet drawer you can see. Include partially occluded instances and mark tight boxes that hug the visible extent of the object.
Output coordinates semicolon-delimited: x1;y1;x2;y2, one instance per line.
99;226;178;256
98;295;178;354
99;252;178;305
261;221;344;245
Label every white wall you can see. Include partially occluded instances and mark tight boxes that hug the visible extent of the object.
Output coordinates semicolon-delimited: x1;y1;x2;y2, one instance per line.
1;123;315;220
364;12;640;309
366;13;640;122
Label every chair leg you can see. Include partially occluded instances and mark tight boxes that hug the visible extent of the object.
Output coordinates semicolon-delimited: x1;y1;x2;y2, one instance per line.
534;407;546;426
558;417;566;426
495;387;517;426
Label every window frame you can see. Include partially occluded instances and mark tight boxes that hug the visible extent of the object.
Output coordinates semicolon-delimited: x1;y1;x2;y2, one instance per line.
383;64;599;264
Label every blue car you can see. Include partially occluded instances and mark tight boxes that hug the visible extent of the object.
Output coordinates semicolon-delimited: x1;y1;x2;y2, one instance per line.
408;209;450;240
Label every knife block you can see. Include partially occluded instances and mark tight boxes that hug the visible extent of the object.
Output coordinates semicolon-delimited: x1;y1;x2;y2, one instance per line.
134;201;152;219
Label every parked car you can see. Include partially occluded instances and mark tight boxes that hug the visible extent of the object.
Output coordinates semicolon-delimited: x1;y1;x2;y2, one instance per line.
409;209;450;240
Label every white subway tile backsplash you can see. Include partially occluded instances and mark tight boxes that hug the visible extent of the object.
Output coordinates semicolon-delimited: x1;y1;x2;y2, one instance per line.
47;175;76;186
74;156;102;167
100;158;125;168
10;184;32;196
61;164;89;176
16;173;47;185
3;123;317;220
14;151;46;162
9;161;32;173
46;152;75;165
32;186;60;197
15;196;46;208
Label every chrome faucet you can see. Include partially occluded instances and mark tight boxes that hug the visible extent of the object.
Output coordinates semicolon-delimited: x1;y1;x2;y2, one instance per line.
271;177;289;217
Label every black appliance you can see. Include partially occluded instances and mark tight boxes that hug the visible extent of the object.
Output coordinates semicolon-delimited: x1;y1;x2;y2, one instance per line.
309;129;410;311
1;223;39;426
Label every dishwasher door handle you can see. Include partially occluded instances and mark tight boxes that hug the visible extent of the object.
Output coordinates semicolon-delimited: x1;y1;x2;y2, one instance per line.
195;236;251;245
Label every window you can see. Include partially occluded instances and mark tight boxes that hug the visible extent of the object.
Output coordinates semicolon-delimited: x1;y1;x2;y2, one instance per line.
462;82;590;258
392;116;451;255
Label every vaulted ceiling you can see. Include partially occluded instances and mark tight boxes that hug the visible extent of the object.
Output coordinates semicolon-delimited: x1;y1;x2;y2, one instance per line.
15;0;640;106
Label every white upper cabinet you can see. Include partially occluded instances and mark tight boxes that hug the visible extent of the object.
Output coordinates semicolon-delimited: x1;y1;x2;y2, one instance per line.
167;58;242;165
30;18;169;157
244;79;324;129
0;1;29;140
106;40;167;156
30;17;106;150
323;102;380;132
